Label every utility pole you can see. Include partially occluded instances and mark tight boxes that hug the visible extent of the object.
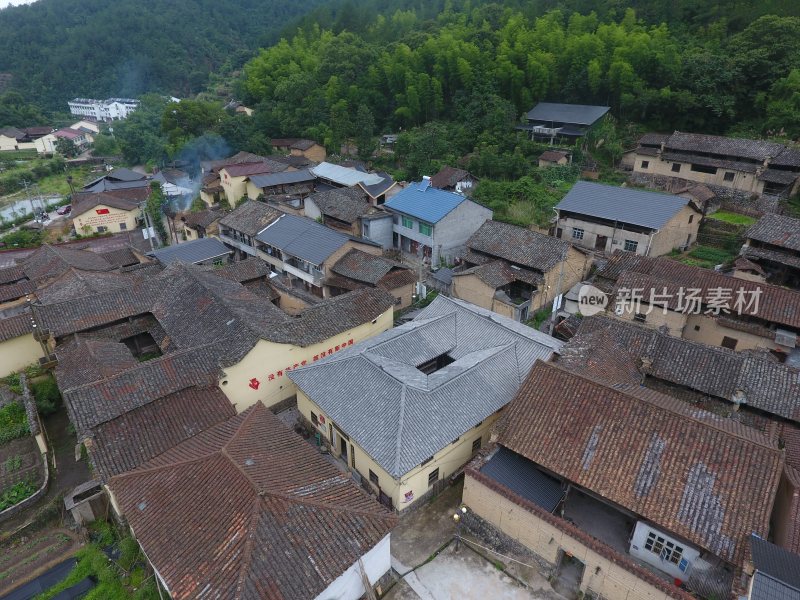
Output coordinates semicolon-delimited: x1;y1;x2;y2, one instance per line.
20;179;34;220
140;201;155;252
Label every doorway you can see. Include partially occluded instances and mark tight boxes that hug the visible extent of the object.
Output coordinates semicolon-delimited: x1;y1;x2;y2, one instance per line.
595;235;608;251
553;550;585;599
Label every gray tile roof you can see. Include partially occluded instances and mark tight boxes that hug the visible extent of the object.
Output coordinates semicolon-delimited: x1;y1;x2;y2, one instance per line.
466;220;571;272
331;248;408;285
255;214;349;266
289;295;562;477
307;188;371;223
218;200;282;238
751;573;800;600
149;237;232;265
556;181;692;230
526;103;609;125
751;535;800;590
248;169;315;189
746;213;800;252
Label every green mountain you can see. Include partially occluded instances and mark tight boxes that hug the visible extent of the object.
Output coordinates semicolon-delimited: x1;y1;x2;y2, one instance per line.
0;0;326;111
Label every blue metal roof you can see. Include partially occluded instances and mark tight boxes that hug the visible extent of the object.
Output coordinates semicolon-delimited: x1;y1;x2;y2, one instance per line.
480;446;565;513
255;214;349;266
384;181;466;223
149;237;231;265
556;181;691;230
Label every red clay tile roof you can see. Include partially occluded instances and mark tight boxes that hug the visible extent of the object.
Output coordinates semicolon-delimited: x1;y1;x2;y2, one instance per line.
466;220;572;272
500;361;783;565
110;402;396;600
538;150;569;162
220;160;287;178
89;386;235;479
0;311;34;342
430;165;472;189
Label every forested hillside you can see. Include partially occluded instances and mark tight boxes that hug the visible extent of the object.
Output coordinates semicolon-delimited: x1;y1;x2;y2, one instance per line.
0;0;326;110
239;1;800;141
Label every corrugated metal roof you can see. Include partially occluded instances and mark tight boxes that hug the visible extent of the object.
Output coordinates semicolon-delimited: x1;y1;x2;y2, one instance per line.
311;162;384;187
556;181;691;230
149;238;231;265
480;447;565;513
255;214;348;266
384;181;467;223
248;169;315;188
526;103;609;125
751;573;800;600
751;535;800;590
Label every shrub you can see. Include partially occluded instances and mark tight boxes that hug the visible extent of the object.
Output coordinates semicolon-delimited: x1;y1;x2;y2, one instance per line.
0;401;29;444
0;479;37;510
30;377;61;416
687;246;735;265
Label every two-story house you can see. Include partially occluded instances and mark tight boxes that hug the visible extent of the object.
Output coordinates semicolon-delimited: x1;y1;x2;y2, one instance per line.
741;213;800;289
218;200;283;260
303;188;394;248
383;178;493;265
518;102;609;144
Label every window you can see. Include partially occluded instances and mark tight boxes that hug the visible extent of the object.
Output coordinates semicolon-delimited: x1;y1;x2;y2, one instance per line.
624;239;639;253
311;412;319;426
428;468;440;487
694;325;701;331
724;172;735;182
419;222;432;236
690;163;717;175
97;226;108;233
671;163;681;173
362;221;370;237
721;336;738;350
369;470;379;486
688;215;694;224
119;222;127;231
644;532;684;566
472;438;482;453
572;228;584;240
640;160;649;169
402;216;413;229
634;312;647;323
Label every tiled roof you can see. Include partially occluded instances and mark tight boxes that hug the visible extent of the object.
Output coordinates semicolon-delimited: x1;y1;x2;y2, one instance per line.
430;166;472;189
358;172;396;199
209;258;271;283
742;245;800;269
220;160;287;178
202;151;267;173
21;244;115;282
289;295;562;477
571;315;800;423
556;181;693;230
0;278;35;302
384;181;470;223
82;178;150;194
453;260;541;289
54;337;139;393
0;312;34;342
603;253;800;329
638;133;670;147
255;214;349;266
538;150;569;162
308;188;371;223
331;248;408;285
466;220;571;272
500;362;783;565
89;386;236;480
746;214;800;252
72;191;141;216
218;200;282;237
34;268;131;304
96;247;140;268
248;169;315;189
526;103;609;126
149;237;231;265
110;403;396;600
664;132;791;162
183;209;221;229
0;265;25;285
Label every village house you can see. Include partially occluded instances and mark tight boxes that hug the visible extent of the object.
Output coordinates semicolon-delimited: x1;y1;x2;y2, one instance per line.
518;102;609;144
71;189;149;235
148;237;232;266
223;99;254;116
304;187;395;248
429;166;478;195
254;213;383;297
218;200;282;260
311;161;387;190
0;126;51;152
0;313;39;377
596;252;800;354
82;168;149;193
288;295;562;511
629;132;800;198
245;168;316;200
384;177;493;265
218;158;290;208
357;171;400;205
35;263;396;473
741;213;800;288
108;403;396;600
464;360;787;600
538;150;570;168
270;137;327;163
151;168;193;199
555;181;702;256
749;536;800;600
325;248;417;308
180;208;221;241
452;220;590;322
35;127;89;154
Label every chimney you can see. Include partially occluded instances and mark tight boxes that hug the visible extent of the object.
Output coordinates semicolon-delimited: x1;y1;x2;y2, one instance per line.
420;175;431;191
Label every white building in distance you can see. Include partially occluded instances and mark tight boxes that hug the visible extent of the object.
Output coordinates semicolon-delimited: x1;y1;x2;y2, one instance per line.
67;98;139;122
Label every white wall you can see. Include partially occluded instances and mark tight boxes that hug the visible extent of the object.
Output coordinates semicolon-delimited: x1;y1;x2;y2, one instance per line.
629;521;699;581
313;534;391;600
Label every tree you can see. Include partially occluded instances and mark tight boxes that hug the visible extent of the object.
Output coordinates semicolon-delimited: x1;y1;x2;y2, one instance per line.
764;69;800;138
91;133;120;156
354;104;376;160
146;182;169;247
54;137;79;158
113;94;170;165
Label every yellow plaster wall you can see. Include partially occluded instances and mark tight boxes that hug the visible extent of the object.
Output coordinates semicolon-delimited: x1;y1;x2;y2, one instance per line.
73;204;138;234
0;334;42;378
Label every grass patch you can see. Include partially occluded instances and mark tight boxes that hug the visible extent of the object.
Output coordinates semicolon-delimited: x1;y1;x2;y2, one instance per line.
707;210;757;226
4;455;21;472
688;245;736;264
526;307;550;331
0;401;29;444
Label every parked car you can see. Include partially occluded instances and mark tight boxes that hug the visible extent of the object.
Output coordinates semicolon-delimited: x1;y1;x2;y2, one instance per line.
56;204;71;215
